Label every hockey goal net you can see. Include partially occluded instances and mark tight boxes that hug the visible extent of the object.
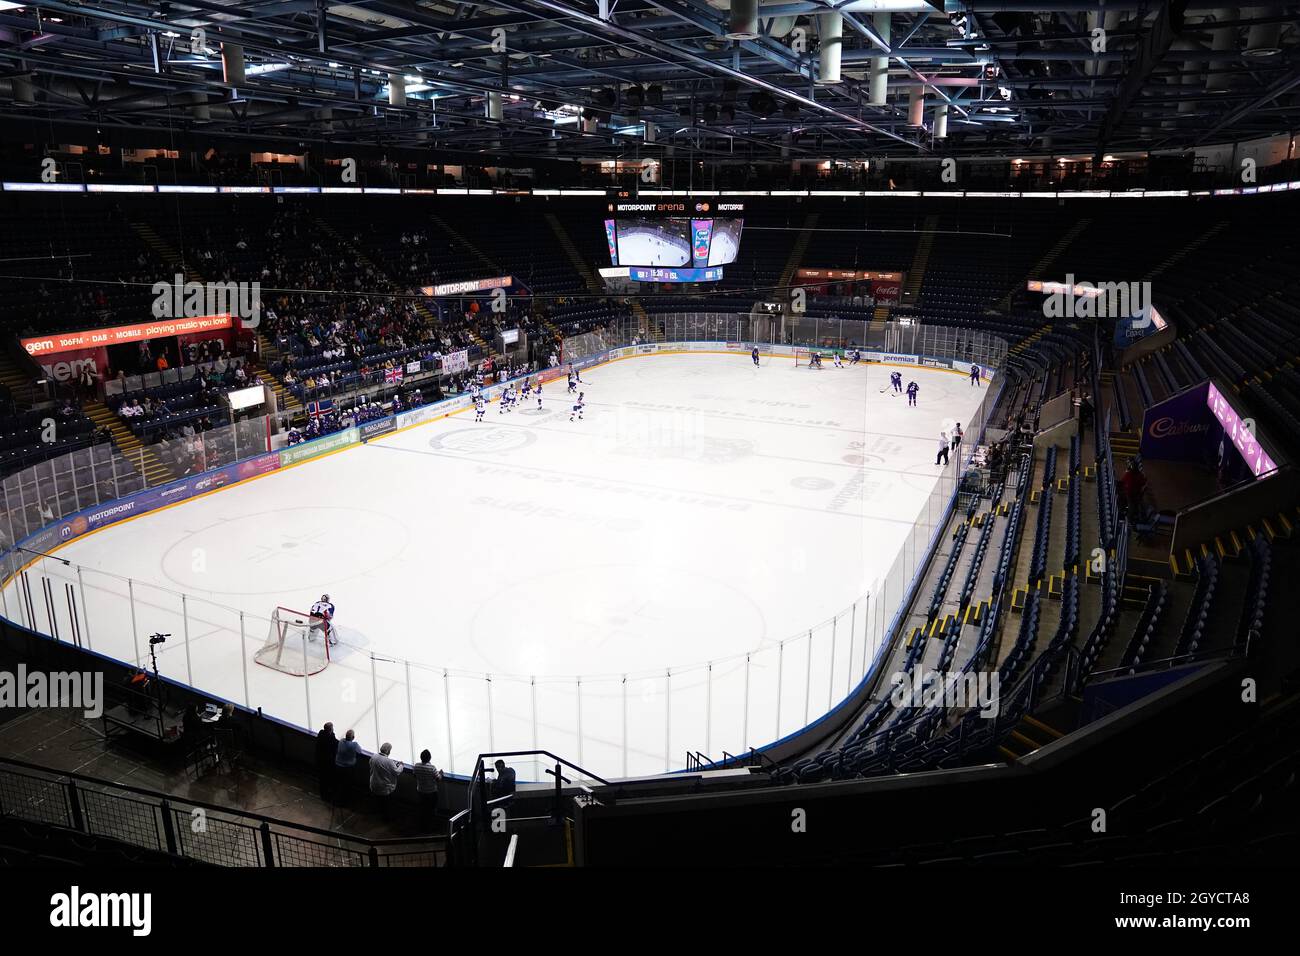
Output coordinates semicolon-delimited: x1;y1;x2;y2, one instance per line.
253;607;330;676
794;347;830;367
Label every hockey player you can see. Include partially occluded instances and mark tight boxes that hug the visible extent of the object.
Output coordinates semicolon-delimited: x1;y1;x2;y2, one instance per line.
309;594;336;646
474;395;486;422
906;380;919;407
808;352;823;369
570;391;585;422
751;346;760;368
521;378;532;401
536;382;544;409
969;363;982;387
891;370;904;394
833;351;844;369
850;349;862;366
567;369;578;394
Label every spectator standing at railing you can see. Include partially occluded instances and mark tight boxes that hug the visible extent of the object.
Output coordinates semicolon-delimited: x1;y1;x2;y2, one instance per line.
369;742;404;822
314;722;338;801
334;728;361;806
491;759;516;800
413;750;444;832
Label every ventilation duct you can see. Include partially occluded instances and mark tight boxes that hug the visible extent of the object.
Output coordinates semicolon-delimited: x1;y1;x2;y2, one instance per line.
727;0;759;41
388;73;406;107
869;13;890;106
907;87;924;126
1244;9;1281;56
221;44;245;86
932;104;948;139
817;12;843;85
1207;9;1238;91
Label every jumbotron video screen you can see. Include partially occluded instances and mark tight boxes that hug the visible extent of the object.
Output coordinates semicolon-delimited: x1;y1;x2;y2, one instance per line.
603;214;744;268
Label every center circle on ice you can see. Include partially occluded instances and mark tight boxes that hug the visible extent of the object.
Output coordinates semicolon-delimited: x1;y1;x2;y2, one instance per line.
468;565;767;676
429;427;537;454
791;476;834;490
158;507;409;595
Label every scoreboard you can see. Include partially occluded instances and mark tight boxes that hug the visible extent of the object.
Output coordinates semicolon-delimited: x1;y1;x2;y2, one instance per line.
603;200;744;272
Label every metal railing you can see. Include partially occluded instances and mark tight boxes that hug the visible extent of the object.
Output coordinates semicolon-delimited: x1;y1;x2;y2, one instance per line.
0;754;445;867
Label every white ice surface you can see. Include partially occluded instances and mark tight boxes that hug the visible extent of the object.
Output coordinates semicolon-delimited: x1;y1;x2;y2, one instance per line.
10;353;987;779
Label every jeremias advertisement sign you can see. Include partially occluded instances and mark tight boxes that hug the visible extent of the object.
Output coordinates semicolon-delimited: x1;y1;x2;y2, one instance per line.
22;315;234;356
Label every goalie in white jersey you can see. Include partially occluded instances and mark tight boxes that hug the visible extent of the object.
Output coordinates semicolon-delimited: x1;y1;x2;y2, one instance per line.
309;594;337;646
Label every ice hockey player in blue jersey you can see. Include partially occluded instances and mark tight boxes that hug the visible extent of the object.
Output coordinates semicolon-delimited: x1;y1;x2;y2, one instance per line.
890;370;904;394
906;380;919;406
570;391;585;422
751;346;760;367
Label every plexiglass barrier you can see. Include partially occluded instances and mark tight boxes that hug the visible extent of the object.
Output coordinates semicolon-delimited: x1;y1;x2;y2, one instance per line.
2;327;1003;782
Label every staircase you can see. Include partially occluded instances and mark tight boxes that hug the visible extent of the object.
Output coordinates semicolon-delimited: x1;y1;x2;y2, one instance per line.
429;212;504;275
128;222;203;284
423;214;502;359
997;713;1064;761
778;213;819;291
996;218;1092;312
545;213;600;295
901;214;939;303
0;348;36;405
1010;323;1051;358
253;332;302;414
868;305;889;334
1148;222;1227;280
84;399;173;486
1104;369;1141;462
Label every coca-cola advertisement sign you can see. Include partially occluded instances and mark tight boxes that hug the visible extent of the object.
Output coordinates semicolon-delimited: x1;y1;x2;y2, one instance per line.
872;282;902;304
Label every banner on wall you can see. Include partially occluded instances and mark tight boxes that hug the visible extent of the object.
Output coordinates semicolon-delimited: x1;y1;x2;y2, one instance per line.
360;418;397;441
21;314;233;356
280;428;357;466
442;349;469;374
42;452;281;547
421;276;513;297
1140;382;1214;462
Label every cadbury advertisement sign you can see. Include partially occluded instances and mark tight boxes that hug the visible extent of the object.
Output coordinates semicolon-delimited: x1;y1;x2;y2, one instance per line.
1140;382;1215;462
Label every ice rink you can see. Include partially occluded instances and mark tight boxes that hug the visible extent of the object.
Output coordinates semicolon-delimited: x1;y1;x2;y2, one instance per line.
6;352;988;779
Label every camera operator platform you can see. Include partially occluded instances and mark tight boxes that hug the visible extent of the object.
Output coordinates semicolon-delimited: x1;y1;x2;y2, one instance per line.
99;632;187;748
